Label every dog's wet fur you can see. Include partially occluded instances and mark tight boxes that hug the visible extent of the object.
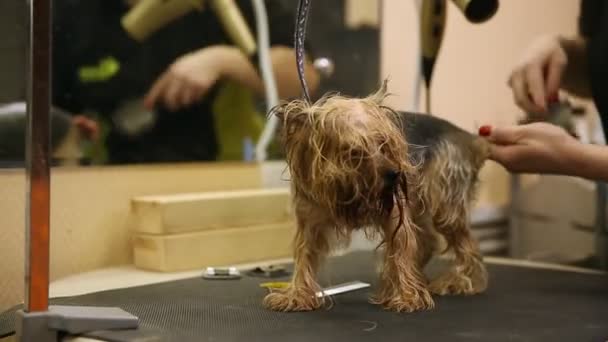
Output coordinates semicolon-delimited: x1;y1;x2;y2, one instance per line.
263;82;489;312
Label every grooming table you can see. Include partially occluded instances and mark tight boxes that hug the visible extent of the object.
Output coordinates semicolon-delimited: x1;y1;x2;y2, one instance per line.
1;251;607;342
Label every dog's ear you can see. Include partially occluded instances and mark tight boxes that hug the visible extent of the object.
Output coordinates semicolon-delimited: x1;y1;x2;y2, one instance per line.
270;101;309;137
269;103;286;122
368;79;390;105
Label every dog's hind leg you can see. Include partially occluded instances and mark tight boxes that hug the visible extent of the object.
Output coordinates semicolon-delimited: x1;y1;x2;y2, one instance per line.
428;206;488;296
423;140;488;296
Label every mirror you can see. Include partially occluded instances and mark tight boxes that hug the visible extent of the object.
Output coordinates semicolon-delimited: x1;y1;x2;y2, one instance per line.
0;0;382;168
0;0;29;168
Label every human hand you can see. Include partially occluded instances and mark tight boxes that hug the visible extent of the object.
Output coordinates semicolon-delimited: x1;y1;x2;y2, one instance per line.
508;35;568;114
72;115;100;141
478;122;580;175
144;47;227;112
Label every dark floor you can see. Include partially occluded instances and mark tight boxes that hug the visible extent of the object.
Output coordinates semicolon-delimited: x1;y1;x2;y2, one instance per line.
1;251;608;342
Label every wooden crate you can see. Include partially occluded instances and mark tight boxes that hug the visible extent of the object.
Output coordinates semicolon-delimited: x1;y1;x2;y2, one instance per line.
133;222;295;272
131;188;292;234
130;187;296;271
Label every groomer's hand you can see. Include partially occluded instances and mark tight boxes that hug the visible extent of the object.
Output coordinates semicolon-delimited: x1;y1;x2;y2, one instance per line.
144;47;226;112
478;123;579;175
508;35;568;114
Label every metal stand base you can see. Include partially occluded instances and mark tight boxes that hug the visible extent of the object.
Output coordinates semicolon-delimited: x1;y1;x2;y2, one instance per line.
15;305;138;342
508;174;522;258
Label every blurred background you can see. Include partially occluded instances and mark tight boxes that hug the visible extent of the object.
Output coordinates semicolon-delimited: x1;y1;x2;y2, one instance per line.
0;0;382;167
0;0;605;313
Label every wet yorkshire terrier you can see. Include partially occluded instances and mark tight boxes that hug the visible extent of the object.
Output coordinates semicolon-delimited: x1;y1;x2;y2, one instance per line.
263;81;489;313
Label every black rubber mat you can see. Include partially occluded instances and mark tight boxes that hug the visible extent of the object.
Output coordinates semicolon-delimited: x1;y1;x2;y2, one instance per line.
2;251;608;341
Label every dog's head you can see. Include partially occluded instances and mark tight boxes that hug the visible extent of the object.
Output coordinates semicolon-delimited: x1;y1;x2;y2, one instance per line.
271;82;414;226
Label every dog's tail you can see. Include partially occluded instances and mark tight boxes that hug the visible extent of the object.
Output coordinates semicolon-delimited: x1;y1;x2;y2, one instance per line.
470;135;492;170
438;129;492;173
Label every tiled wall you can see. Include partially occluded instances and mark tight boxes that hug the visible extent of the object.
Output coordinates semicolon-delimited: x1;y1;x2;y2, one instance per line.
0;0;28;103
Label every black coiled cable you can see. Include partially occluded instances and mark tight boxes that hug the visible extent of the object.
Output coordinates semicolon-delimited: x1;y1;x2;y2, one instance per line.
294;0;312;103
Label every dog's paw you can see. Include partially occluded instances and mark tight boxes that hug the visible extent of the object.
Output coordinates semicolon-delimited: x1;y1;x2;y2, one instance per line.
429;269;487;296
263;289;321;312
371;288;435;313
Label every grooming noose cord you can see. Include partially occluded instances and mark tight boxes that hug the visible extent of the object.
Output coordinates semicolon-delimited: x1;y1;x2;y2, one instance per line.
256;0;425;161
292;0;425;111
294;0;313;104
291;0;424;111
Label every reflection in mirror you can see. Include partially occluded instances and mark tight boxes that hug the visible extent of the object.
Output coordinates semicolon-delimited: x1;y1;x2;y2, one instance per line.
0;1;31;168
14;0;380;167
300;0;381;99
0;0;96;169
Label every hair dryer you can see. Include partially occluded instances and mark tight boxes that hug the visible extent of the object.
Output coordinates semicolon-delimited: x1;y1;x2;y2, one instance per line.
419;0;499;112
121;0;257;55
420;0;446;94
452;0;499;23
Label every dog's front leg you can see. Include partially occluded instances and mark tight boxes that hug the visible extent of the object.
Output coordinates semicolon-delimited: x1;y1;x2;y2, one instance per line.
263;202;331;312
371;205;434;312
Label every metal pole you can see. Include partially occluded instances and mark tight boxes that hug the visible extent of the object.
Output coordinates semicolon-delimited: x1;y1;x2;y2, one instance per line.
508;174;521;258
24;0;52;313
596;182;607;270
16;2;138;339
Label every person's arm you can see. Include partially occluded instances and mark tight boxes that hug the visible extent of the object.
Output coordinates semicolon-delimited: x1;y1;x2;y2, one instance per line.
569;142;608;182
212;45;319;99
143;44;319;111
479;122;608;182
144;0;320;111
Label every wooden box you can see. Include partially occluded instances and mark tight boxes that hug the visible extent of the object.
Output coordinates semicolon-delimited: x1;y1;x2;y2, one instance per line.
131;188;292;234
133;222;295;272
130;188;295;272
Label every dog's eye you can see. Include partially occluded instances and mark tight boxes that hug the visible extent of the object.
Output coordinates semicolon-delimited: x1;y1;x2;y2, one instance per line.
383;170;400;186
349;149;364;160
